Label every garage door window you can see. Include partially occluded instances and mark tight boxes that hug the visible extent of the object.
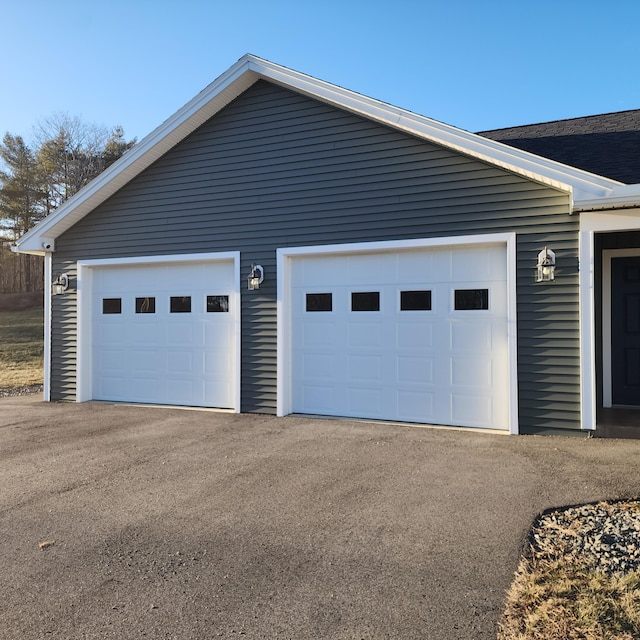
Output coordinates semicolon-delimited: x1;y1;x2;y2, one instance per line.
135;297;156;314
400;290;432;311
351;291;380;312
306;293;332;312
455;289;489;310
102;298;121;314
207;295;229;312
170;296;191;313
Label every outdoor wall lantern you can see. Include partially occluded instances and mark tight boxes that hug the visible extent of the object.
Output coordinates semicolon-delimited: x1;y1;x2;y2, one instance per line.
535;247;556;282
51;273;69;295
247;264;264;290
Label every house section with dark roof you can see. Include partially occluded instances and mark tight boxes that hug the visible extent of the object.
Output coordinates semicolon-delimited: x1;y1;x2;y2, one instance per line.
479;109;640;184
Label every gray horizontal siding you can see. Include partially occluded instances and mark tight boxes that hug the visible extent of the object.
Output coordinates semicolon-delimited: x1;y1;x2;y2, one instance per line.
52;79;578;431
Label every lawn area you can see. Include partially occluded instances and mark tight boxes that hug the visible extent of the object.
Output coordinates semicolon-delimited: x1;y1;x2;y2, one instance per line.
0;308;44;387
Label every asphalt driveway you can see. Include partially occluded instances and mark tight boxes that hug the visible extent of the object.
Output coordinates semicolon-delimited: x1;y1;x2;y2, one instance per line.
2;397;640;639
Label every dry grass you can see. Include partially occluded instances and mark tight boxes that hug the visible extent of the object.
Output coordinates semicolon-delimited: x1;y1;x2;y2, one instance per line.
499;557;640;639
0;308;44;387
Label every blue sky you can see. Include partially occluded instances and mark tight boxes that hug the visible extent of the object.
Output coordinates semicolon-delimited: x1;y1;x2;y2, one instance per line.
2;0;639;144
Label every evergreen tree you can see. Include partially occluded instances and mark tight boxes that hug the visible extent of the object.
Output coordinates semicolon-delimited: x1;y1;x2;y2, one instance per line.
0;133;43;239
0;115;136;292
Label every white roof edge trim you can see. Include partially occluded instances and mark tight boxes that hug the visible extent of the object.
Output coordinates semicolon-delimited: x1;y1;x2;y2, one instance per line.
574;184;640;211
15;54;623;253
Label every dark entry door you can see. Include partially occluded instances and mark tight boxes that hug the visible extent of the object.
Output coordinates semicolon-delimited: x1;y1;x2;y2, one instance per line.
611;256;640;406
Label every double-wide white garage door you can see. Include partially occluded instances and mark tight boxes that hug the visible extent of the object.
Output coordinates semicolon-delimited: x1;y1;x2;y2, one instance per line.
90;259;236;408
288;244;510;430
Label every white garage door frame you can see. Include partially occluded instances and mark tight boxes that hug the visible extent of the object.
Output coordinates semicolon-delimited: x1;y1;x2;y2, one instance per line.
76;252;241;411
277;234;519;433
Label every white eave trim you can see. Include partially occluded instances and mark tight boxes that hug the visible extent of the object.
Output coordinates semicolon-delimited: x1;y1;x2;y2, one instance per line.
573;184;640;212
14;54;623;254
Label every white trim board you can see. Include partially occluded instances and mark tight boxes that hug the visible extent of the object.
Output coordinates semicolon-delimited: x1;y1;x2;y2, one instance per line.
276;234;519;434
43;254;52;402
579;209;640;429
76;252;241;411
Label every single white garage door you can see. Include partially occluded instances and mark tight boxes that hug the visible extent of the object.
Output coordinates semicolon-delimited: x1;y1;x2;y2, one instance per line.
290;244;510;430
91;259;236;408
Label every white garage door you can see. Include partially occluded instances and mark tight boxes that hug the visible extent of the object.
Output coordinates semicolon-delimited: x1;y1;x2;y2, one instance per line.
290;244;510;430
91;259;236;408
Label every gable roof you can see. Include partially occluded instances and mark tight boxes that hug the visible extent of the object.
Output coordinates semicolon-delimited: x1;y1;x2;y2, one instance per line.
15;54;628;255
478;110;640;184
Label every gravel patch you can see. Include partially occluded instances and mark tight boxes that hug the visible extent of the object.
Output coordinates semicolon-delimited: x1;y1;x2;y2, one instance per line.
0;384;43;398
530;500;640;575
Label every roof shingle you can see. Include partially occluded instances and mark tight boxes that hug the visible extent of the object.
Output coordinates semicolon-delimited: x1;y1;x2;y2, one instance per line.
478;110;640;184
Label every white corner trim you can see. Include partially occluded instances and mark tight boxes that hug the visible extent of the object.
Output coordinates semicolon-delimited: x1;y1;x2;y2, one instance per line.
276;234;519;434
276;248;288;418
505;234;519;435
43;254;52;402
579;231;596;430
76;263;93;403
76;251;241;411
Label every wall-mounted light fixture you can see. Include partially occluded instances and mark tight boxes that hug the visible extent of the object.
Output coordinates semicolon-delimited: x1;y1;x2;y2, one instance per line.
536;247;556;282
51;273;69;295
247;264;264;290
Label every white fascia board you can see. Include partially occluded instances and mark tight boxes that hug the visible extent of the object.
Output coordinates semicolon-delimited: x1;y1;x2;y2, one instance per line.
574;184;640;212
580;207;640;233
14;54;622;254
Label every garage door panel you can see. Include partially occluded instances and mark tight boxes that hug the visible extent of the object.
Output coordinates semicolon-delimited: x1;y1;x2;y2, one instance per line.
452;393;493;425
398;356;434;384
451;357;492;386
302;322;336;347
167;322;195;346
91;259;236;409
98;375;128;399
130;349;164;374
302;384;335;412
398;389;434;422
348;354;382;382
348;323;382;348
100;322;128;345
303;352;335;379
397;252;435;282
99;349;127;374
130;376;160;400
132;323;164;345
451;322;493;352
204;324;232;348
397;322;434;349
290;244;509;430
348;386;382;414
